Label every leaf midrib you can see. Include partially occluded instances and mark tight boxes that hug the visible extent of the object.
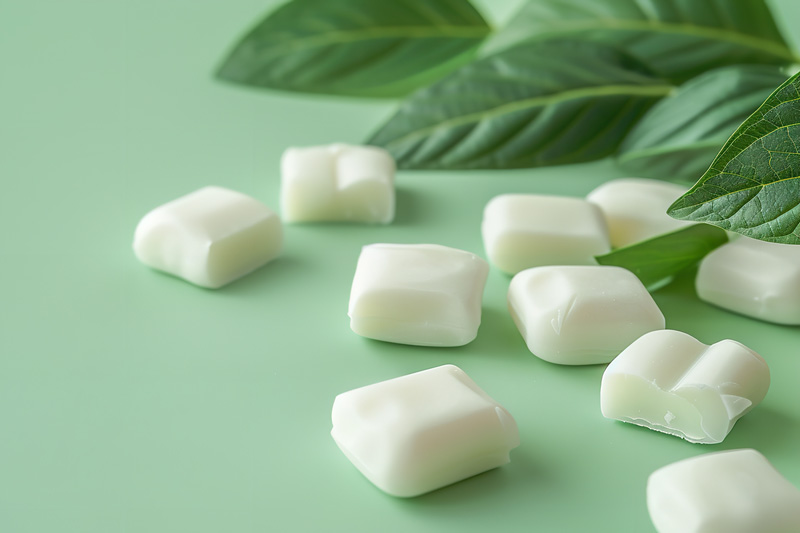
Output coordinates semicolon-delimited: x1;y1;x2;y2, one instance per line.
522;19;799;63
255;25;490;58
380;84;674;150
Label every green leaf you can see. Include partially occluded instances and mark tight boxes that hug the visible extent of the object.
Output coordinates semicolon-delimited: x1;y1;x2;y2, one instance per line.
595;224;728;289
668;71;800;244
215;0;490;98
485;0;796;83
366;40;673;170
618;65;788;181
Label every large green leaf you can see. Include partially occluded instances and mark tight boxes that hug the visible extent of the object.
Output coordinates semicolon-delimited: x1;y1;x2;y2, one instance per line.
596;224;728;289
485;0;796;83
366;40;673;170
215;0;490;98
668;71;800;244
618;65;787;181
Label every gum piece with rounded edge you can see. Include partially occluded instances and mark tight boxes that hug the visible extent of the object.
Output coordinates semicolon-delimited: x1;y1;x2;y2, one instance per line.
133;186;282;288
601;330;769;444
586;177;691;248
696;237;800;325
647;449;800;533
281;143;395;223
481;194;610;275
508;266;664;365
331;364;519;497
348;243;489;347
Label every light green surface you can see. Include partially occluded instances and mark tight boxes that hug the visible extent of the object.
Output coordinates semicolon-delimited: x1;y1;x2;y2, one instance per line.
2;1;799;531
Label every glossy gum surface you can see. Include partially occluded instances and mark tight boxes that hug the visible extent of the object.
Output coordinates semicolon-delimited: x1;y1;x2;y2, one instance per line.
133;186;282;288
348;243;489;347
331;365;519;497
281;144;395;223
647;449;800;533
696;237;800;325
481;194;610;274
601;330;770;444
586;178;691;248
507;266;664;365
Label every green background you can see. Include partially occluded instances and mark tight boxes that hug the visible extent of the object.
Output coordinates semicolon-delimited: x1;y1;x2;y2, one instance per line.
2;1;799;531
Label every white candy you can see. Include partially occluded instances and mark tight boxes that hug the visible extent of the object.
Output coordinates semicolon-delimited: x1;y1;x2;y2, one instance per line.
586;178;691;248
281;144;395;223
601;330;769;444
133;186;282;288
348;244;489;347
481;194;610;274
647;449;800;533
508;266;664;365
331;364;519;497
696;237;800;325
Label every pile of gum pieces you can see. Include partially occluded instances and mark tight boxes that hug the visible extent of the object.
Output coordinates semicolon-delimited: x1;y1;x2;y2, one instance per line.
133;144;800;532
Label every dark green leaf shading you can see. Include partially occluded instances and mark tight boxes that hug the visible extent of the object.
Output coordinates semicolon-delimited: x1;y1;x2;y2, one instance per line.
367;40;673;170
668;71;800;244
596;224;728;289
485;0;796;83
618;65;788;181
216;0;490;98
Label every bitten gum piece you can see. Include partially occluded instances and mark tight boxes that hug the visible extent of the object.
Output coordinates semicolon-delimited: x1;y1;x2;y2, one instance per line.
647;449;800;533
586;178;692;248
601;330;769;444
481;194;610;274
331;364;519;497
696;237;800;325
133;186;282;288
348;244;489;347
507;266;665;365
281;144;395;223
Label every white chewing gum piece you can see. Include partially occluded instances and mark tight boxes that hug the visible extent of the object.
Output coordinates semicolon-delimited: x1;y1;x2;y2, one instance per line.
331;364;519;497
696;237;800;325
601;330;770;444
481;194;610;275
348;244;489;347
586;178;692;248
281;144;395;224
647;449;800;533
507;266;665;365
133;186;282;289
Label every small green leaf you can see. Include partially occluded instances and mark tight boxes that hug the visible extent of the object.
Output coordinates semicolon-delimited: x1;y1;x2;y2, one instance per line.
618;65;787;181
484;0;796;83
216;0;490;98
367;40;673;170
668;71;800;244
595;224;728;289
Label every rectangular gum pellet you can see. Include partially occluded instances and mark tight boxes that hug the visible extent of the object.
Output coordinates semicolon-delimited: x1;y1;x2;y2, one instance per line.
331;364;519;497
348;243;489;347
280;144;395;224
586;178;691;248
600;330;770;444
507;265;664;365
481;194;610;274
133;186;282;288
647;449;800;532
696;237;800;324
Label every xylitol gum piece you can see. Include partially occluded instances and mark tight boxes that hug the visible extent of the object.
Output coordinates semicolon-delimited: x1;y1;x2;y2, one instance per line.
647;449;800;533
281;143;395;223
586;178;692;247
348;244;489;347
696;237;800;325
601;330;770;444
331;364;519;497
133;186;282;288
481;194;610;274
508;266;665;365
